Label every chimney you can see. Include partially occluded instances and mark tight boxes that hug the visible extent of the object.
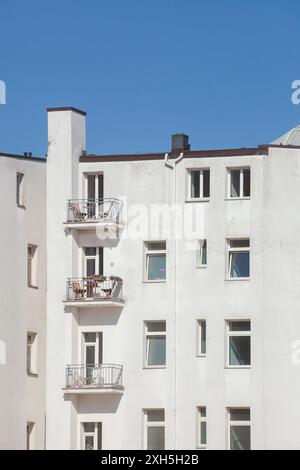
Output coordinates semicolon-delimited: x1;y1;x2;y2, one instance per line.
171;133;190;152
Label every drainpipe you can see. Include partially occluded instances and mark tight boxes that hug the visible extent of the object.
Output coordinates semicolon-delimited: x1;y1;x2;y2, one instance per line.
164;152;184;449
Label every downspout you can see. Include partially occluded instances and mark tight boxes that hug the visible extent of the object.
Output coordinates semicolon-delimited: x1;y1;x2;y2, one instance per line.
164;152;184;449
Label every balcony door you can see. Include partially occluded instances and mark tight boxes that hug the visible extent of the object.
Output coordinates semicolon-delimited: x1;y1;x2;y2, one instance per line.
87;173;104;200
84;247;103;277
84;332;103;385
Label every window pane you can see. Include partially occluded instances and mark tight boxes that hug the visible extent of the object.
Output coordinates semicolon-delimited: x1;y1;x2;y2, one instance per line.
84;247;96;256
148;337;166;366
229;336;251;366
230;239;249;248
147;426;165;450
230;408;250;421
229;321;251;332
147;410;165;422
85;435;95;450
203;170;210;198
201;240;207;265
243;169;250;197
230;426;251;450
199;406;206;418
83;422;95;432
147;242;166;251
230;252;249;278
147;254;166;280
230;170;240;197
84;333;96;343
86;345;95;365
191;171;200;198
86;259;96;276
200;321;206;354
200;421;207;445
147;322;166;333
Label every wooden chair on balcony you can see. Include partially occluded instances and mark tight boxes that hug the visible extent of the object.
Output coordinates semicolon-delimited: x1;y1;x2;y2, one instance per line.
72;282;86;299
70;203;87;222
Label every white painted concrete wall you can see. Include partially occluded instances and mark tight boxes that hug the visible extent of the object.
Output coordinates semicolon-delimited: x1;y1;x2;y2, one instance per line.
46;109;300;450
0;155;46;449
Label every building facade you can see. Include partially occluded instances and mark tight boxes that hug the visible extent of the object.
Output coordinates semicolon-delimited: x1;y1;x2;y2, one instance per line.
46;107;300;450
0;152;46;449
2;107;300;449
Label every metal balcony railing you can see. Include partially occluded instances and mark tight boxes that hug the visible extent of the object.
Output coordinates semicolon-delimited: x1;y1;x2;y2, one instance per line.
65;364;123;389
66;198;123;224
66;276;124;303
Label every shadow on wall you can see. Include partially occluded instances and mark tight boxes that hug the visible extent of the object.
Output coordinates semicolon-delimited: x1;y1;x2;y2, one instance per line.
64;307;123;326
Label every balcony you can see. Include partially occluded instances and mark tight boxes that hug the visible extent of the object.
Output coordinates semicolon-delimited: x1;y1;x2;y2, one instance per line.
64;276;124;307
64;364;124;395
64;198;124;232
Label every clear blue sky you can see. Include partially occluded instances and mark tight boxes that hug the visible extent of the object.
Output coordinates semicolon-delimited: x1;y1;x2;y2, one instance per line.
1;0;300;156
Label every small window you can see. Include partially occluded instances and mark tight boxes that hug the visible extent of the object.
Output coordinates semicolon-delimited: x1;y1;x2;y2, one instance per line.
27;332;38;375
189;169;210;200
26;422;35;450
228;408;251;450
81;422;102;450
16;173;25;207
84;247;103;276
197;406;207;448
145;241;166;281
196;320;206;356
145;321;166;368
226;320;251;367
227;239;250;279
27;244;38;287
144;409;165;450
197;240;207;268
228;168;250;198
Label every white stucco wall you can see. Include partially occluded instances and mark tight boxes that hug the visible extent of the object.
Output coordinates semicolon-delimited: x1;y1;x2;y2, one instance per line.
0;155;46;449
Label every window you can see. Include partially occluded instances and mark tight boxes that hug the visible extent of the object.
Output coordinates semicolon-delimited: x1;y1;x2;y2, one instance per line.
228;408;251;450
16;173;25;207
196;320;206;356
228;168;250;198
145;242;166;281
197;406;207;448
27;332;38;375
26;422;35;450
27;244;38;287
84;247;103;276
197;240;207;268
87;173;104;200
81;422;102;450
228;239;250;279
189;169;210;200
226;321;251;367
144;409;165;450
145;321;166;368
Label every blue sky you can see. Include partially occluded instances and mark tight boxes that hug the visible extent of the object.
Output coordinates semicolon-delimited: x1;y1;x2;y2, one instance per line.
1;0;300;156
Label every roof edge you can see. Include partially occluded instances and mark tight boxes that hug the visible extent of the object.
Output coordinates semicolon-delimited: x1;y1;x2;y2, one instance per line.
47;107;86;117
0;152;46;162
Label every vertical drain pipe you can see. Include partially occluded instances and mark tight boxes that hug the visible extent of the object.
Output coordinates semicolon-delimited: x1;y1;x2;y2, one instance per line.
164;152;184;449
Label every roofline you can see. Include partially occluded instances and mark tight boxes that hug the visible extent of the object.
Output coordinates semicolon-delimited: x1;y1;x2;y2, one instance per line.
0;152;46;163
79;145;270;162
47;107;86;117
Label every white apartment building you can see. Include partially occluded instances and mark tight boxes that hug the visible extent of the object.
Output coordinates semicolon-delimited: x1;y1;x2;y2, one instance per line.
2;106;300;450
45;107;300;450
0;151;46;449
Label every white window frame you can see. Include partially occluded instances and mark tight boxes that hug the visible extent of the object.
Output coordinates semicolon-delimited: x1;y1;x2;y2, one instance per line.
83;247;103;276
187;168;210;201
85;172;104;200
227;167;250;199
227;407;251;450
196;239;207;268
28;244;38;288
144;241;167;283
196;320;207;357
143;409;165;450
227;238;250;280
83;331;103;365
27;332;38;375
196;406;207;449
16;172;25;207
81;422;102;450
226;320;251;369
26;422;35;450
144;321;166;369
